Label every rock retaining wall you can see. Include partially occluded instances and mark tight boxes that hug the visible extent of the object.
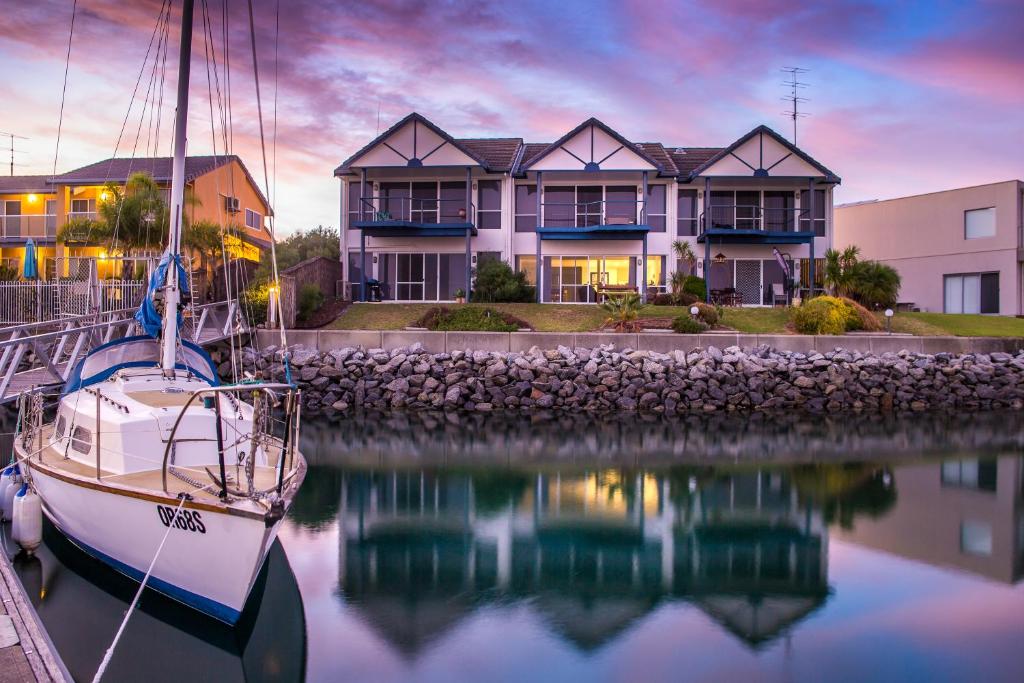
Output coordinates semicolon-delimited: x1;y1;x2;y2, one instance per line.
219;342;1024;415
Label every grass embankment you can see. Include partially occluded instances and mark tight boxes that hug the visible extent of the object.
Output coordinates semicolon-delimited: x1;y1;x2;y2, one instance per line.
329;303;1024;337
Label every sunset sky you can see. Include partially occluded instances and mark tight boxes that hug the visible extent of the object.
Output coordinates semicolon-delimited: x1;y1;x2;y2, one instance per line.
1;0;1021;235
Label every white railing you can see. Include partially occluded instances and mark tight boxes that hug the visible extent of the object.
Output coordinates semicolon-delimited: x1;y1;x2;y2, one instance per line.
66;211;98;222
0;215;58;239
0;279;148;325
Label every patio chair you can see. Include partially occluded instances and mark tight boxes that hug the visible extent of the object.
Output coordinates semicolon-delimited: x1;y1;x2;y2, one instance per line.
771;282;787;306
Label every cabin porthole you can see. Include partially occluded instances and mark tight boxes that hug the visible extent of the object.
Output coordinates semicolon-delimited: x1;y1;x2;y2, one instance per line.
71;426;92;455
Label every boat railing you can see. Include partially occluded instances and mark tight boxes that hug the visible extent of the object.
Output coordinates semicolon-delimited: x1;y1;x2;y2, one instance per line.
159;382;301;501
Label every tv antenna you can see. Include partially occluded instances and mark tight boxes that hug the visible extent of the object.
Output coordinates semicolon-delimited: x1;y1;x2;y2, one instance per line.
780;67;809;145
0;131;29;176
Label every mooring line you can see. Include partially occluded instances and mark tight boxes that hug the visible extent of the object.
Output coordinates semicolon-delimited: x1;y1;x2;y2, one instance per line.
91;492;192;683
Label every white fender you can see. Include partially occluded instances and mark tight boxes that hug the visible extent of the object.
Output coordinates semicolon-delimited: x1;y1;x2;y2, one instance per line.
1;467;21;522
12;484;42;554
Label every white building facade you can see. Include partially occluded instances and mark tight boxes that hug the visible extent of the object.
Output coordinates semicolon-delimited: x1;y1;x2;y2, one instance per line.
335;113;839;305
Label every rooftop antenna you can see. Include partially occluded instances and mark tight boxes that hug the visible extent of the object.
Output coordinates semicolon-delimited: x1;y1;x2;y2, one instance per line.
0;131;29;176
780;67;809;145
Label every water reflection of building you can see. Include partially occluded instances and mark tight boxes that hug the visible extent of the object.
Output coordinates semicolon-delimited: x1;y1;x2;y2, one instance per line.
337;467;831;654
835;456;1024;584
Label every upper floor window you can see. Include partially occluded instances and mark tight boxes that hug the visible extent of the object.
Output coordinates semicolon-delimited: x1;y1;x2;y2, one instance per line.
515;184;537;232
245;208;262;230
799;189;826;236
645;184;666;232
677;189;697;236
347;180;364;228
964;207;995;239
476;180;501;229
70;198;95;215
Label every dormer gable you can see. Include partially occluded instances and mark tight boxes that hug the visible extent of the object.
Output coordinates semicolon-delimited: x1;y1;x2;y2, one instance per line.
520;118;661;173
688;125;840;182
334;113;489;174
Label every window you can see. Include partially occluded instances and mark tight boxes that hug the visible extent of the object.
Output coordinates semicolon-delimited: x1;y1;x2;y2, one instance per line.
45;199;57;235
764;191;795;232
545;186;575;227
646;185;666;232
71;426;92;455
55;415;67;439
245;208;262;230
440;181;467;223
965;207;995;239
944;273;999;314
410;183;437;223
1;200;20;236
677;189;698;236
961;521;993;556
941;459;998;492
515;185;537;232
347;181;366;228
735;191;760;230
477;251;501;267
379;182;410;220
477;180;501;229
605;186;637;223
645;255;665;291
799;189;826;236
516;255;537;285
70;198;95;215
709;191;735;229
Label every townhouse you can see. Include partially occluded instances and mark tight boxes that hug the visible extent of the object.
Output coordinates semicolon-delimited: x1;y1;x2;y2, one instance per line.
0;154;272;281
335;113;840;305
835;180;1024;315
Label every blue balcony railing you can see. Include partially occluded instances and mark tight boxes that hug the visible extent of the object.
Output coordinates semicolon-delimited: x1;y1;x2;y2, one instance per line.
356;196;476;225
700;205;816;234
540;199;646;228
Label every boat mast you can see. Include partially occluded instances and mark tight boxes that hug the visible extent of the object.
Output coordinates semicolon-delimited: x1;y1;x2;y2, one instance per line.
161;0;195;375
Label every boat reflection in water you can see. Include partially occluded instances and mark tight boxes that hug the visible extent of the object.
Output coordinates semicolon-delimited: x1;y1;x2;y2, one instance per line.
5;522;306;682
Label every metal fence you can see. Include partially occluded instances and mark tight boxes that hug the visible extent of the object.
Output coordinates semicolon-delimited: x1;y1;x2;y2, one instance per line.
0;279;147;325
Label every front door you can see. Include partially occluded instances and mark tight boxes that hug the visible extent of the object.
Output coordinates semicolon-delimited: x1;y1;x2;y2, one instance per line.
735;259;762;305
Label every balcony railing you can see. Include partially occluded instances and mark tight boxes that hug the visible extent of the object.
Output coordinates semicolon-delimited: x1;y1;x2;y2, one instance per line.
66;211;99;222
540;199;646;228
356;196;476;225
0;215;58;239
700;205;816;234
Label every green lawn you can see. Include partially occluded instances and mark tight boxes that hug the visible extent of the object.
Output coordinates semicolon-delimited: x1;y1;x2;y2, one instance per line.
328;303;1024;337
887;312;1024;337
329;302;792;333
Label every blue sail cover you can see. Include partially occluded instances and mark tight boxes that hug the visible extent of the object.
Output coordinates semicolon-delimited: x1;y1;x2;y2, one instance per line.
135;253;190;338
63;335;219;394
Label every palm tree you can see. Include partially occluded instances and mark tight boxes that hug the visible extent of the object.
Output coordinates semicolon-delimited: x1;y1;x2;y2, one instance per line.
822;245;860;297
671;240;696;275
600;293;641;332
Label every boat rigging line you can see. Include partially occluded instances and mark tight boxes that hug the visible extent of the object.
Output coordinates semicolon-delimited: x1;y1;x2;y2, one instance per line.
49;0;77;182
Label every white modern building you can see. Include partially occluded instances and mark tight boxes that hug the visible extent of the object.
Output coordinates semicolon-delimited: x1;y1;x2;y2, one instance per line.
835;180;1024;315
335;113;840;304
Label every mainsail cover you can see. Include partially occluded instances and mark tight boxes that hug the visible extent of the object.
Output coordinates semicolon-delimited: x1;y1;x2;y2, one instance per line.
134;253;191;338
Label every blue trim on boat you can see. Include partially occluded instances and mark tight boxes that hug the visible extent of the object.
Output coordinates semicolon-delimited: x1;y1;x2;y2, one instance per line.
61;529;241;624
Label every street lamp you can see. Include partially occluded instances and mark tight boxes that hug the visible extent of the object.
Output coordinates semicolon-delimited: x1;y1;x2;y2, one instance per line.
690;305;699;319
884;308;894;334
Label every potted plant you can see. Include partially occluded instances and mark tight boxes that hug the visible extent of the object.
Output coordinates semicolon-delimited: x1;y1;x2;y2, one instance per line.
454;288;466;304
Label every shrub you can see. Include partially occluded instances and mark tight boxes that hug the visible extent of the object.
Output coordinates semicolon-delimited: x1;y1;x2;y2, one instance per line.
671;316;707;334
240;283;270;326
847;260;901;309
694;302;718;326
414;306;527;332
841;297;883;332
682;275;706;301
674;291;699;307
471;260;535;303
793;295;855;335
650;293;676;306
600;293;641;332
297;284;324;322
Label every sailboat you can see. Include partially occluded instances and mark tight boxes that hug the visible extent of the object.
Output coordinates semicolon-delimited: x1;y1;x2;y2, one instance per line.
12;0;306;624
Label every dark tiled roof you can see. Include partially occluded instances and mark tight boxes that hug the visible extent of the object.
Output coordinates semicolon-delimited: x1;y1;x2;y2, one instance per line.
456;138;523;173
636;143;678;176
518;143;550;169
668;148;724;179
53;155;238;184
0;175;55;194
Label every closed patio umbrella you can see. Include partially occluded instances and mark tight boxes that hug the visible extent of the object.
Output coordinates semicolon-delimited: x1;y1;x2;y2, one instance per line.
23;238;38;279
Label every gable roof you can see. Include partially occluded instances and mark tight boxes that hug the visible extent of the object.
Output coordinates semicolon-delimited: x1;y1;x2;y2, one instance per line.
519;117;664;173
456;138;522;173
668;148;723;178
0;175;55;194
53;154;272;215
334;112;500;175
686;125;841;183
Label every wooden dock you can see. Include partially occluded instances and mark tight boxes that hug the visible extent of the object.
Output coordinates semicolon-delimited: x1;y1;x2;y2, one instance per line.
0;547;70;682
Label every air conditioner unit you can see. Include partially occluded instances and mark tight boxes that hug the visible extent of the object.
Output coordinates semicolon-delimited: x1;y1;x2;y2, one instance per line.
224;196;241;213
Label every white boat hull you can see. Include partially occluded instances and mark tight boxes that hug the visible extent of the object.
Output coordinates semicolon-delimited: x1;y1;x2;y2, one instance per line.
29;465;287;624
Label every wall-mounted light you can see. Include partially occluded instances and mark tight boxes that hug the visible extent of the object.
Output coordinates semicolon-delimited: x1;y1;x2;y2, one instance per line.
636;256;644;266
472;182;478;190
713;252;726;264
100;191;110;202
372;255;378;264
471;254;477;265
27;194;38;204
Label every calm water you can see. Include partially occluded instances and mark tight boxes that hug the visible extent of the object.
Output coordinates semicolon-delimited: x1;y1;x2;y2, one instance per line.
6;411;1024;682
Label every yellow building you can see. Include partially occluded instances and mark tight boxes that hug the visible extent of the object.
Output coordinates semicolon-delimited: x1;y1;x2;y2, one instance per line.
0;155;272;283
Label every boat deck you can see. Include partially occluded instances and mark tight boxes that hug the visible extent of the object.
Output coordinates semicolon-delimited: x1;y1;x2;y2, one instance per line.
27;425;293;509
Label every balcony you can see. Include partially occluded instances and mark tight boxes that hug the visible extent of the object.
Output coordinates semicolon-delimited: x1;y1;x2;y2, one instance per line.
0;215;58;241
537;199;650;241
698;205;821;244
352;196;477;237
